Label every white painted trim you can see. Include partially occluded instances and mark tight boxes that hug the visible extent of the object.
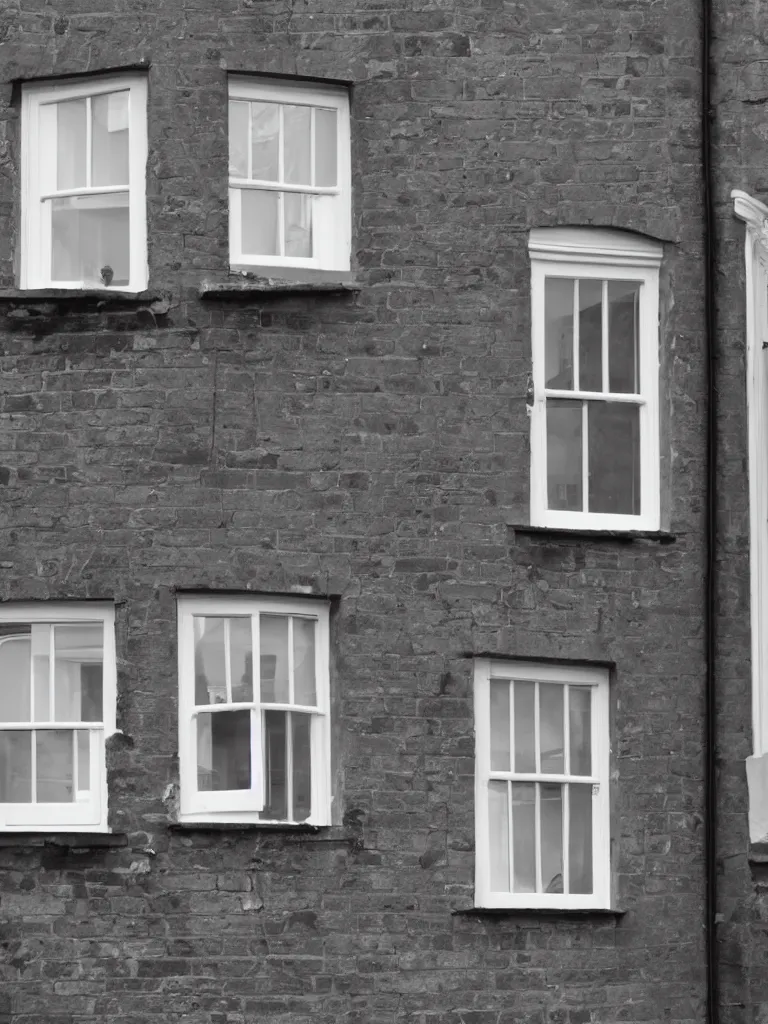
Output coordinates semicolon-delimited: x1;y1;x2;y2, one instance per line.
227;77;351;273
177;594;331;825
529;230;661;531
0;602;116;832
733;190;768;762
473;659;611;910
20;75;148;291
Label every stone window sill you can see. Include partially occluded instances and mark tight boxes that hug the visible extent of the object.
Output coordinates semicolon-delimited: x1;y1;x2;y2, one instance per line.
199;271;361;298
0;289;170;315
0;832;128;848
509;524;676;544
453;906;626;919
169;822;359;844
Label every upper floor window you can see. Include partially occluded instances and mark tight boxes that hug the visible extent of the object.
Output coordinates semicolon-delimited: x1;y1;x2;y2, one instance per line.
228;77;351;273
21;75;148;291
177;595;331;825
474;659;611;910
528;228;663;531
0;604;117;832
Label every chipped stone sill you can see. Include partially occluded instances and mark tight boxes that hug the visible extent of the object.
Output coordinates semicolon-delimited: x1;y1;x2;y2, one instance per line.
453;906;626;919
509;524;677;544
199;272;361;298
0;289;170;314
0;831;128;848
169;822;361;843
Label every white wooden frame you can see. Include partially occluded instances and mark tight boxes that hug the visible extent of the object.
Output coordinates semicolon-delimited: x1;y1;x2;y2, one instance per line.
733;192;768;764
177;594;331;825
474;659;611;910
0;603;117;833
228;76;351;273
529;228;663;531
21;74;148;291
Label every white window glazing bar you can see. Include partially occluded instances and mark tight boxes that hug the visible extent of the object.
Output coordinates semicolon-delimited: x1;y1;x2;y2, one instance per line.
489;772;598;785
563;782;570;895
534;781;542;893
72;728;79;796
601;280;609;394
286;708;294;821
229;180;339;196
0;722;104;730
534;681;541;774
310;107;316;188
507;779;514;893
573;279;580;392
48;624;55;721
30;728;37;804
85;96;92;189
582;402;589;513
563;685;571;776
247;100;253;180
544;388;644;404
39;185;130;201
287;616;295;705
278;105;285;257
224;619;232;704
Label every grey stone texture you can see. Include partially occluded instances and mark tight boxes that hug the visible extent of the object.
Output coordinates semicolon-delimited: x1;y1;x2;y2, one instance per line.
0;1;713;1022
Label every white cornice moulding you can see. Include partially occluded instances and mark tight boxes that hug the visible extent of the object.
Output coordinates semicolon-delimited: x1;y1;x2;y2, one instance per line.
528;227;664;268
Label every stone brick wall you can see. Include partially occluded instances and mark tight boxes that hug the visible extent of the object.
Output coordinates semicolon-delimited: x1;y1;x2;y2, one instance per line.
0;1;709;1022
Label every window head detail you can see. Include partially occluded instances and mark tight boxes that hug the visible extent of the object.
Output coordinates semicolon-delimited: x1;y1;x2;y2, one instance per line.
528;228;663;531
228;76;351;274
21;75;148;292
177;595;331;825
474;659;611;910
0;603;117;832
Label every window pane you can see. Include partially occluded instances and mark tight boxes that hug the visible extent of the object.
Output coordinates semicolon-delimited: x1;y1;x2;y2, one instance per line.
513;681;535;773
293;618;316;706
608;281;640;393
569;686;592;776
228;100;249;177
37;730;74;802
77;730;91;793
51;192;130;286
251;102;279;181
314;108;337;186
545;278;573;389
241;189;280;257
57;98;87;189
511;782;536;893
547;399;582;512
292;713;312;822
0;628;31;722
32;624;51;723
540;684;564;774
261;710;287;820
569;784;593;894
588;402;640;515
540;783;563;894
488;779;509;891
194;617;227;705
578;279;602;392
230;618;253;703
284;105;311;185
0;731;32;802
284;192;312;258
54;624;103;722
197;710;251;791
91;91;129;187
490;680;510;771
260;616;289;702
